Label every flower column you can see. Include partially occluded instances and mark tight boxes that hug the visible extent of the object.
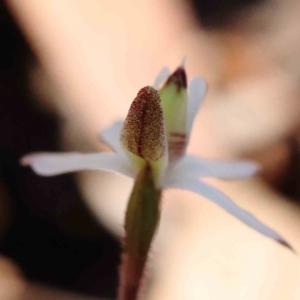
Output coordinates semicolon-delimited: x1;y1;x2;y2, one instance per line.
118;86;168;300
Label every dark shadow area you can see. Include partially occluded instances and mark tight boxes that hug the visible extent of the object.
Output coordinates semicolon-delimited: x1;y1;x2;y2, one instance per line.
191;0;264;28
0;2;119;298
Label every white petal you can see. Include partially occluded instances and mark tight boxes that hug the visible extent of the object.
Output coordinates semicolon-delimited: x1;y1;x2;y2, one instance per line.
186;77;207;137
166;155;259;184
181;56;186;68
166;178;292;250
99;120;124;154
21;152;135;178
152;67;171;90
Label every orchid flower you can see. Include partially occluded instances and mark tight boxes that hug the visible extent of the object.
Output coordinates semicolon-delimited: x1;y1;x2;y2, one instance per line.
21;65;291;250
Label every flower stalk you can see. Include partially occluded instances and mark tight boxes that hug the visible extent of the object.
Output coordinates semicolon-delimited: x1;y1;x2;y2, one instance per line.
118;163;161;300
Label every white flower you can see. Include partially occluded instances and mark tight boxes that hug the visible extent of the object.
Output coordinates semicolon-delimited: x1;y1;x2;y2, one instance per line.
21;66;291;250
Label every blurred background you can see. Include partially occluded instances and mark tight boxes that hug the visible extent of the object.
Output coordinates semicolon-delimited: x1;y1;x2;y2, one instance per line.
1;0;300;299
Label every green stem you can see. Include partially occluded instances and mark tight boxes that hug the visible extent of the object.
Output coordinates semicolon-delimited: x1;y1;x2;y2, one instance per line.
117;163;161;300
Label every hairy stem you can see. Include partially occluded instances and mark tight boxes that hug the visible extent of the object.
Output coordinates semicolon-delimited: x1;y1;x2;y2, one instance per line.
117;163;161;300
